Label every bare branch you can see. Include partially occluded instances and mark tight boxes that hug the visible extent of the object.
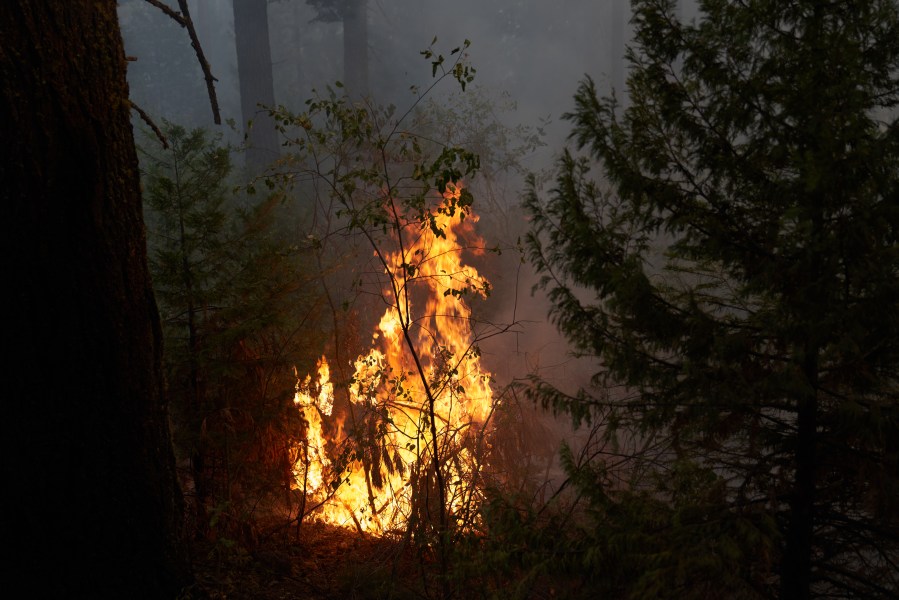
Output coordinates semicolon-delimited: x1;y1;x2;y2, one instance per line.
142;0;221;124
129;100;168;149
142;0;186;26
176;0;221;124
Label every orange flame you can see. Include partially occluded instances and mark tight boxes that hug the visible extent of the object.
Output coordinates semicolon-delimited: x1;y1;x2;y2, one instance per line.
293;184;494;533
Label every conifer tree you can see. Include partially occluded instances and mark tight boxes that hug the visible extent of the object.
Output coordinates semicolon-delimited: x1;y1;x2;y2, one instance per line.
142;124;322;540
525;1;899;597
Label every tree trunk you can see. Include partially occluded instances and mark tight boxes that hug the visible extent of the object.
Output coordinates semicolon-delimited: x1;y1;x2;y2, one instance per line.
780;349;818;599
609;0;625;97
0;2;191;596
343;0;369;98
233;0;280;175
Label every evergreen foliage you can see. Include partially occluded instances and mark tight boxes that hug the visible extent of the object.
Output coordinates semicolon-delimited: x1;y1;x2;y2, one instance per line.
141;123;324;542
525;0;899;597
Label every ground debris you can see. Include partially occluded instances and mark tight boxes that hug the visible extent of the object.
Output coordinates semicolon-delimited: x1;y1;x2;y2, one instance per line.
179;521;419;600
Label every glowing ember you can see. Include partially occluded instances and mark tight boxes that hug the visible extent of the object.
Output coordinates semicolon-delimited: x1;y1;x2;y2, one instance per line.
292;184;494;533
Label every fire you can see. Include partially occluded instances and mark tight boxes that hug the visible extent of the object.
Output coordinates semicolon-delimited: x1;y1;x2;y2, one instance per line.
292;183;494;534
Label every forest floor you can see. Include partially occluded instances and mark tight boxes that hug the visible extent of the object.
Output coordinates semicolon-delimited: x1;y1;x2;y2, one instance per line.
180;518;580;599
182;521;430;600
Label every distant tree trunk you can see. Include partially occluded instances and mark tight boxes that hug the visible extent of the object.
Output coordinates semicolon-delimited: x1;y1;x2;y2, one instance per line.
609;0;625;97
343;0;368;98
291;2;308;104
0;1;191;597
233;0;280;174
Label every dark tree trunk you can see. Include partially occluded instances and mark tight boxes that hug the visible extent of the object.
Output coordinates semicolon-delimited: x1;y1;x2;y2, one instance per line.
781;276;822;598
780;147;825;598
780;387;817;600
0;2;191;597
343;0;368;98
233;0;280;175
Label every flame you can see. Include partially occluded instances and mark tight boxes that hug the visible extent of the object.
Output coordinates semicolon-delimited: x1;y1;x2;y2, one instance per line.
292;183;494;533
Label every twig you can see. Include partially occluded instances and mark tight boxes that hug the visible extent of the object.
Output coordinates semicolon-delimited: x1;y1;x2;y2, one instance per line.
129;100;168;149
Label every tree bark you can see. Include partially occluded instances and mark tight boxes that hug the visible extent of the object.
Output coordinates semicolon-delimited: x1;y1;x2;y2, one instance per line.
233;0;280;175
780;374;817;600
0;2;191;596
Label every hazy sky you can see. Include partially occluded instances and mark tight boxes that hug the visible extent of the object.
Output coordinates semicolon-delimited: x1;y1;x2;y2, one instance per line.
118;0;643;474
122;0;633;146
119;0;636;398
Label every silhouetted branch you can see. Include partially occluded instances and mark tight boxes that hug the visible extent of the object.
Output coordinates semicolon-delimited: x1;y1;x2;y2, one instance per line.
143;0;185;26
176;0;221;124
142;0;221;124
129;100;168;149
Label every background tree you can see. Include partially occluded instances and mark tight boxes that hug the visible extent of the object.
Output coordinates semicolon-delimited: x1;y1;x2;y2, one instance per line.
0;1;191;595
526;0;899;598
307;0;369;97
608;0;626;96
234;0;280;173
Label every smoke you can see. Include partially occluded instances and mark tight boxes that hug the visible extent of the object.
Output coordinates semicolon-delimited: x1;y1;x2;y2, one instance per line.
122;0;631;508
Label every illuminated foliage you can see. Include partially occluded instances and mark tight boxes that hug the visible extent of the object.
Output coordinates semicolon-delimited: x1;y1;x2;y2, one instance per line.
264;42;508;596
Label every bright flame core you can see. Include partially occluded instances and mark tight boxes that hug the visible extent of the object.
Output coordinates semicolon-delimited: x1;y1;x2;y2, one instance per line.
293;184;494;533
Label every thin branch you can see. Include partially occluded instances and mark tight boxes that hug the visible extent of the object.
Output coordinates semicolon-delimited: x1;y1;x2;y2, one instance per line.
143;0;221;124
143;0;186;25
129;100;168;149
175;0;221;124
